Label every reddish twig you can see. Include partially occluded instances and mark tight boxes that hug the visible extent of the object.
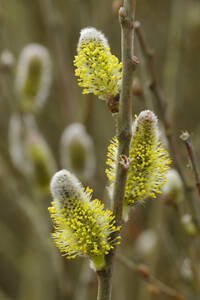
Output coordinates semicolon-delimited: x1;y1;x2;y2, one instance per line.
117;254;187;300
134;21;185;184
134;20;200;229
36;0;74;122
180;131;200;202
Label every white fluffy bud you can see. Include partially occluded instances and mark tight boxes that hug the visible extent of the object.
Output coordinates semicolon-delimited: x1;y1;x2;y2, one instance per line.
135;230;157;258
78;27;109;50
15;44;52;113
60;123;96;182
9;114;56;193
0;50;15;69
9;114;35;175
50;169;83;208
162;169;183;204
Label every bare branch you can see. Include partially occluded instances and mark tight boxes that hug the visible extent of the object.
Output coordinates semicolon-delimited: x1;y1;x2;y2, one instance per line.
134;20;200;229
134;21;185;182
117;254;187;300
180;131;200;202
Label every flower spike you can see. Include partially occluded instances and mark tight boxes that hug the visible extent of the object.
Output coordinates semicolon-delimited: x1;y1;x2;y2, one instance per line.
106;110;171;218
74;27;122;100
49;170;120;270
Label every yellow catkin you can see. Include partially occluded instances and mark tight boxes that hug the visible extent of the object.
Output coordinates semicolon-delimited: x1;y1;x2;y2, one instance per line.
106;110;171;206
74;27;122;100
49;170;120;268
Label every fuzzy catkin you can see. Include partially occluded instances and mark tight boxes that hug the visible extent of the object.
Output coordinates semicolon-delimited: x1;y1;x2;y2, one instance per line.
74;27;122;100
49;170;120;269
0;50;15;69
60;123;96;182
162;169;183;204
15;44;52;113
106;110;171;209
26;131;57;194
9;114;56;193
9;114;35;175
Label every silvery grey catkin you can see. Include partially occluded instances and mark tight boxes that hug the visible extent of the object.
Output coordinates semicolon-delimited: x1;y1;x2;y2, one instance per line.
60;123;96;182
9;114;56;194
26;130;57;194
9;114;34;176
15;44;52;114
161;169;183;205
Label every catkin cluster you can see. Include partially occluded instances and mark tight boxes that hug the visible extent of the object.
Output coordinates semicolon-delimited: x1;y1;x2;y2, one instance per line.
48;28;172;267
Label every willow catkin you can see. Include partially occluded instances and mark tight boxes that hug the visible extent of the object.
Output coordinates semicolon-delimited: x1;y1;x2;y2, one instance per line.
60;123;96;182
9;114;56;193
15;44;52;113
162;169;183;205
106;110;171;219
9;114;34;175
49;169;120;270
74;27;122;100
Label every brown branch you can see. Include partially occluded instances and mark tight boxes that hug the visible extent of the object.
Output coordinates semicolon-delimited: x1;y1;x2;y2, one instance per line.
113;0;136;232
134;20;200;229
36;0;74;122
134;21;185;183
180;131;200;202
96;1;137;299
117;254;187;300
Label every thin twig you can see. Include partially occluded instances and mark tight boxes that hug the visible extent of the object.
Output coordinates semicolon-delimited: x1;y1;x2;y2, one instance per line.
117;254;187;300
134;21;200;229
180;131;200;202
96;1;137;300
134;21;185;182
36;0;74;122
162;0;186;119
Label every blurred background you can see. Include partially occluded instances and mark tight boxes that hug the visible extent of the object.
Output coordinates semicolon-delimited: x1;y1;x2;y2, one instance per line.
0;0;200;299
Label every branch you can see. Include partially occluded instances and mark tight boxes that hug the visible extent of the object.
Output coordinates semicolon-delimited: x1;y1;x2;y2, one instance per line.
36;0;74;122
134;21;185;182
134;21;200;229
162;0;186;119
180;131;200;202
113;0;137;234
97;1;137;299
117;254;187;300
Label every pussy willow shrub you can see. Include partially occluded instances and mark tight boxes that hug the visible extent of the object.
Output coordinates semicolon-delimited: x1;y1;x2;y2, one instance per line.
49;27;171;270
